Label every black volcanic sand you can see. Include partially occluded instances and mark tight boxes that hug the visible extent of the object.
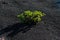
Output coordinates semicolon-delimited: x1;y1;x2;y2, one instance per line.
0;0;60;40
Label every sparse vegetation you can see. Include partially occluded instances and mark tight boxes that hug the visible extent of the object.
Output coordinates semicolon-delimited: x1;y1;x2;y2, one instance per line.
17;10;46;25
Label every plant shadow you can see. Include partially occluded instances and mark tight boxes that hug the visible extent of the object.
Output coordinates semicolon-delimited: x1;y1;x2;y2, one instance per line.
0;22;36;37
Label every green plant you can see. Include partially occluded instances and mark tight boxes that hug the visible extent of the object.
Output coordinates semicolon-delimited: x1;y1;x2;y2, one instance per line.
17;10;46;24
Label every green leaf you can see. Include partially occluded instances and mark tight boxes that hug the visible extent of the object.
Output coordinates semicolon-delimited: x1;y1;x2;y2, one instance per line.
24;10;33;16
17;14;25;21
37;17;41;22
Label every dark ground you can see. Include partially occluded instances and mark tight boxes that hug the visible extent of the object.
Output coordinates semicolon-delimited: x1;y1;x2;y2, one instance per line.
0;0;60;40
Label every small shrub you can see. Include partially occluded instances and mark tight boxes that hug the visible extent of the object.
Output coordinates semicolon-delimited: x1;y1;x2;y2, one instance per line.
17;10;46;25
